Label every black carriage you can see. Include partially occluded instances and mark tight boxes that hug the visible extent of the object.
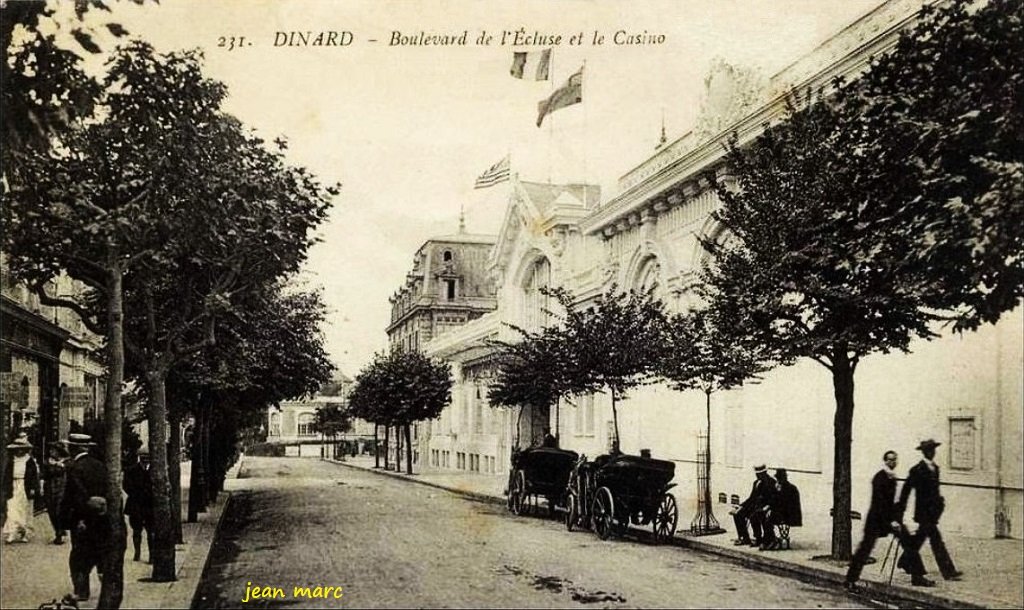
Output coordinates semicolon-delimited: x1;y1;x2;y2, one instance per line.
565;453;679;543
506;446;579;517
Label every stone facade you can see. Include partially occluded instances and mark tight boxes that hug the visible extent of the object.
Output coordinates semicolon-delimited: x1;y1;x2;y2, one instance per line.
415;0;1024;540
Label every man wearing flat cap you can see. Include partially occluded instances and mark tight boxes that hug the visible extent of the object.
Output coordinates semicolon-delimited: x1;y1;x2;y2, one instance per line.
61;433;109;602
898;439;963;582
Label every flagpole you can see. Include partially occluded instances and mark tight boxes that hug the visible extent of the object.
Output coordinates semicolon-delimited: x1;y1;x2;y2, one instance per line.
582;59;588;188
547;52;554;185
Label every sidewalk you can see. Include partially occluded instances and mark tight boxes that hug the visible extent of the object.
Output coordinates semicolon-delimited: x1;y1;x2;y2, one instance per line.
1;458;241;610
330;455;1024;609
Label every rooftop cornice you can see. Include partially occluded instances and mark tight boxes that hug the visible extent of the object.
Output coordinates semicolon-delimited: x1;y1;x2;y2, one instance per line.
583;0;924;237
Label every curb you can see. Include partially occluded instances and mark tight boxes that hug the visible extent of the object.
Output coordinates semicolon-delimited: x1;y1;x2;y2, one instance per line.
329;458;986;610
327;458;507;508
671;537;986;610
160;457;244;609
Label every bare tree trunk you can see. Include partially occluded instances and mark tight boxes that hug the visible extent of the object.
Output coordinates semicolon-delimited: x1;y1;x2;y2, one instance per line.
405;424;413;474
383;426;390;470
167;406;183;544
98;261;127;609
610;389;620;449
830;349;856;560
202;409;213;505
146;369;177;582
373;425;379;468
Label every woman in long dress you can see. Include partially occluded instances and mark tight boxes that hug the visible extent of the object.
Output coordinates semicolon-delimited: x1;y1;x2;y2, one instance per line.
3;438;39;543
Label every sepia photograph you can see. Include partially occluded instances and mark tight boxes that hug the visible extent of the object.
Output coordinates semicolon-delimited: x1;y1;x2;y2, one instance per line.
1;0;1021;608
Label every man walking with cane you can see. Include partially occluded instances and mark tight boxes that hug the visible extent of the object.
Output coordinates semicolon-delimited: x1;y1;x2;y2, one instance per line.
845;450;930;590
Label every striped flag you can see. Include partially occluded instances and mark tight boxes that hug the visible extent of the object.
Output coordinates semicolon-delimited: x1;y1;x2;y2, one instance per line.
474;155;511;189
510;49;551;81
537;66;583;127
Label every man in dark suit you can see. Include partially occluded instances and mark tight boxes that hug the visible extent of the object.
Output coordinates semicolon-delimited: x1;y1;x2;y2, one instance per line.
732;464;776;547
898;439;962;582
845;451;929;589
123;446;153;562
61;434;109;602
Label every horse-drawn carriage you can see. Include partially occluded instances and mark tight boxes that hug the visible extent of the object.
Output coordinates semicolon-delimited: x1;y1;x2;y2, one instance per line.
506;446;579;516
565;452;679;543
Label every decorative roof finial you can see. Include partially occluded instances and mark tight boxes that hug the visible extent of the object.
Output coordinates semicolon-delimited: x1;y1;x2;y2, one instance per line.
656;108;667;150
458;203;466;234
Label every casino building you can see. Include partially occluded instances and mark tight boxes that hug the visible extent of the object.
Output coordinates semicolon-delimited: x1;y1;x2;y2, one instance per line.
400;0;1023;540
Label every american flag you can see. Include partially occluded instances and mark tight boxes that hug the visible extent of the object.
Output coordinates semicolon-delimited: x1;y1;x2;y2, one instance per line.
473;155;511;189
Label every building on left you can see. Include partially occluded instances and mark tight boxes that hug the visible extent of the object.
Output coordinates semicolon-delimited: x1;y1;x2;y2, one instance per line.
1;256;110;452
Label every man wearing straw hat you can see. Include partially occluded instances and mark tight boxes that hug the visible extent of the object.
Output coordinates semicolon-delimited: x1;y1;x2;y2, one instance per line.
61;433;108;602
897;438;963;582
731;464;776;547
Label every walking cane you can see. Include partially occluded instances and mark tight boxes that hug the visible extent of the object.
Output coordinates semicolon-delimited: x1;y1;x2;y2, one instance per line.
879;534;897;575
881;537;902;609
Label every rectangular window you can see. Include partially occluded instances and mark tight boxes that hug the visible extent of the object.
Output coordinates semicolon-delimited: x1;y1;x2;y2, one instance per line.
445;279;456;300
949;417;976;471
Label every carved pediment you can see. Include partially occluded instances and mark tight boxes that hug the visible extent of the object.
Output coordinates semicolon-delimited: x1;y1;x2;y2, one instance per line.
694;58;767;143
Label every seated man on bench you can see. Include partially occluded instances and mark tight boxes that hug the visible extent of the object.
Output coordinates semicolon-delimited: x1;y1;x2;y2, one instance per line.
764;468;802;550
732;464;776;547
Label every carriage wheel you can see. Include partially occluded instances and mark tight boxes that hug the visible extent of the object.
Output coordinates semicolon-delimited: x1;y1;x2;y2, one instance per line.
652;493;678;544
509;470;527;516
565;492;578;531
592;487;616;541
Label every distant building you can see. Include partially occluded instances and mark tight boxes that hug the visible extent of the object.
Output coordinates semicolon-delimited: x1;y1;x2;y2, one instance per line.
387;229;498;353
265;373;375;457
383;225;499;469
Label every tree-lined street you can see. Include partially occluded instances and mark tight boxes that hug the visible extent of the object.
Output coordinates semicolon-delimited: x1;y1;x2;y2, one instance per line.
195;457;866;609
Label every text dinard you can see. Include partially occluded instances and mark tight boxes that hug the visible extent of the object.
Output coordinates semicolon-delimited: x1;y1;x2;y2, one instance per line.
270;29;665;47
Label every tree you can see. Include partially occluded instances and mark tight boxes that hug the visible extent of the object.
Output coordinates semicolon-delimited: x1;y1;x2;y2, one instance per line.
166;285;334;522
488;324;572;447
348;354;394;470
386;350;452;474
5;41;336;581
706;0;1023;557
314;403;352;456
657;307;765;533
838;0;1023;332
2;37;226;604
548;286;669;449
2;1;120;155
348;350;452;474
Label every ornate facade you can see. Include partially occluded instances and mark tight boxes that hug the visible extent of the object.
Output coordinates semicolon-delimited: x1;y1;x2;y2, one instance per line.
414;0;1023;540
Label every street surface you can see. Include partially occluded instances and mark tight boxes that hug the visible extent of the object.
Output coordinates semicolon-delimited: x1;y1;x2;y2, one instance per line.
194;457;867;608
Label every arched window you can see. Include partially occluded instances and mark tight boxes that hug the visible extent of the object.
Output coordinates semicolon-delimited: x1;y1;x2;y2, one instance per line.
269;412;281;437
297;412;316;436
523;257;551;330
635;256;664;301
442;250;453;262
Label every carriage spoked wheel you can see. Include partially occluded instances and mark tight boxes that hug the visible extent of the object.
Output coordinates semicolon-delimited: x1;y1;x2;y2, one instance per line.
565;492;579;531
592;487;616;540
652;492;678;544
509;470;527;515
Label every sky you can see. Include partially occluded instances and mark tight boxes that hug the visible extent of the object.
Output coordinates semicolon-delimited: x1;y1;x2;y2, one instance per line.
41;0;883;377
